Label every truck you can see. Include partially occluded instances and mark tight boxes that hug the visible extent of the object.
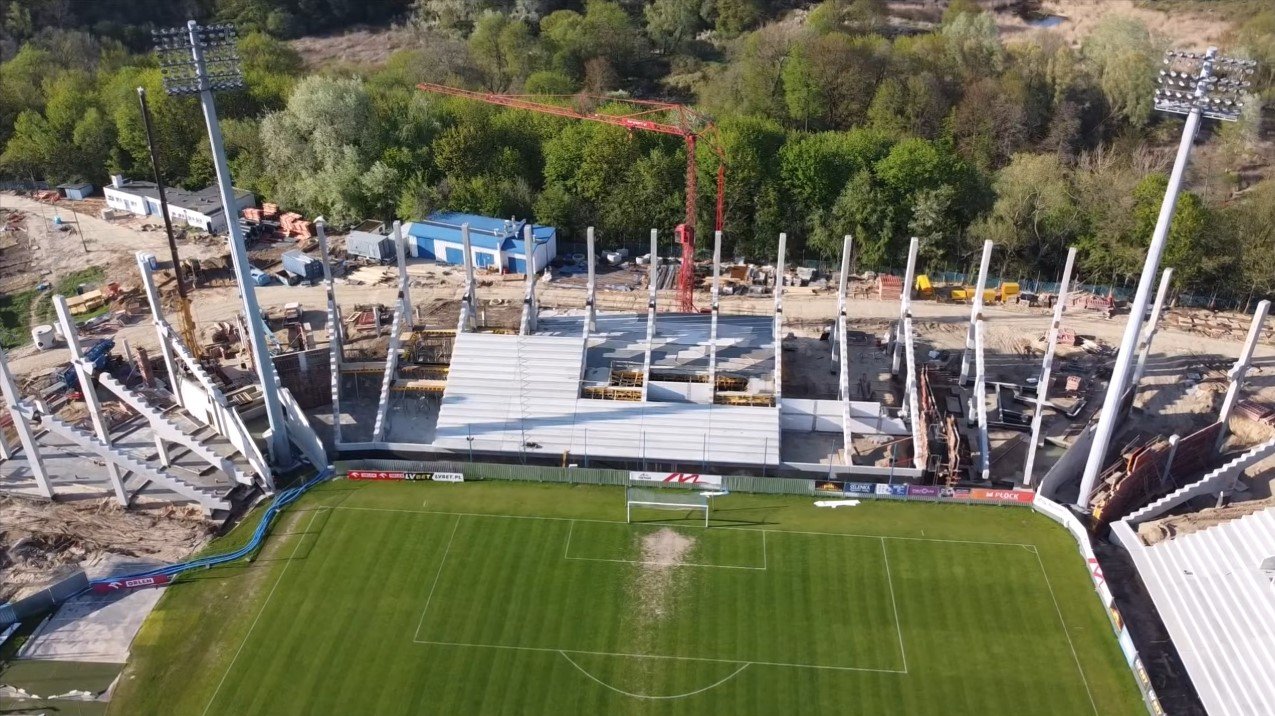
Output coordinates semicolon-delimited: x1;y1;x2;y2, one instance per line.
281;250;323;285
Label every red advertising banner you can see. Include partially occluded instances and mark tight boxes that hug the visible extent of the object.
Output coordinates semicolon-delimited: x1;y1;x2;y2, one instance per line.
91;574;171;594
969;488;1035;504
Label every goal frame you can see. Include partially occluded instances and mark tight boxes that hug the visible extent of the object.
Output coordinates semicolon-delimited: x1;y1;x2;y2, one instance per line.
625;487;710;527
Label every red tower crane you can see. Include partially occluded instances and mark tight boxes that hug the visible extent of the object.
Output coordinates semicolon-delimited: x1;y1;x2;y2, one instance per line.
416;83;725;313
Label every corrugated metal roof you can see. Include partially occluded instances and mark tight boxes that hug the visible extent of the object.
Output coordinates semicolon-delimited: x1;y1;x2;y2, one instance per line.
406;212;553;254
434;332;780;465
1120;510;1275;715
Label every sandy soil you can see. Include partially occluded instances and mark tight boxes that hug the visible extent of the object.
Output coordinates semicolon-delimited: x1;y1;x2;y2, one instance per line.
632;527;695;623
0;496;210;602
999;0;1234;50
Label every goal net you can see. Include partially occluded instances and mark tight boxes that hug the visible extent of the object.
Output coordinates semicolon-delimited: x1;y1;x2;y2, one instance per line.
626;487;710;527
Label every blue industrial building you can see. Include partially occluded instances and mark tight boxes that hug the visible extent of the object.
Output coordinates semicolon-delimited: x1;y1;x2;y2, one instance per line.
404;212;557;274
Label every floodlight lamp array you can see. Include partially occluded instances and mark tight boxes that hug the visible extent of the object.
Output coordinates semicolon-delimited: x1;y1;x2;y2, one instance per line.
152;23;244;97
1154;49;1257;121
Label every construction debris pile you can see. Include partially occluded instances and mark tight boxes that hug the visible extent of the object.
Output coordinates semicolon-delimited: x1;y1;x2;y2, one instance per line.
0;496;211;602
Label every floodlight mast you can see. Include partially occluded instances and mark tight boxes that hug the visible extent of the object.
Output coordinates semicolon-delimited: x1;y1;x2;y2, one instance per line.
1077;48;1254;510
152;21;291;467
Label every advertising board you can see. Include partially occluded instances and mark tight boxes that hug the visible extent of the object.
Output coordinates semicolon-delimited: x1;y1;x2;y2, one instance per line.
906;485;941;498
844;482;875;496
628;472;724;487
348;470;464;482
874;483;908;497
91;574;171;594
969;488;1035;504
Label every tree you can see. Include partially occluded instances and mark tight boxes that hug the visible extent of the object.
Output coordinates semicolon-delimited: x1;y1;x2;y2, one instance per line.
868;72;949;139
781;43;820;130
969;153;1080;276
469;12;536;91
941;10;1003;79
949;77;1027;170
713;0;761;37
644;0;705;52
1082;16;1160;128
541;1;647;80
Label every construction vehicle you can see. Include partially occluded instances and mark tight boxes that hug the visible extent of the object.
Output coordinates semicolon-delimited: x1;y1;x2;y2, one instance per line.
415;83;726;313
57;339;115;390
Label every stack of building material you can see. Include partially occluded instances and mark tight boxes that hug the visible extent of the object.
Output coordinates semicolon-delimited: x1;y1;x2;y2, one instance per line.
1234;399;1275;425
1057;328;1078;346
1065;375;1084;392
261;203;280;219
277;212;314;238
878;274;902;301
241;207;263;222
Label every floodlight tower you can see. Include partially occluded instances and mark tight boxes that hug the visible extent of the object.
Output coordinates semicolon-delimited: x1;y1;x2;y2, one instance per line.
152;21;291;465
1077;48;1255;510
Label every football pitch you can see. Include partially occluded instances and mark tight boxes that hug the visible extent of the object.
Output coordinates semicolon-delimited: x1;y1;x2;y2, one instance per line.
109;480;1144;715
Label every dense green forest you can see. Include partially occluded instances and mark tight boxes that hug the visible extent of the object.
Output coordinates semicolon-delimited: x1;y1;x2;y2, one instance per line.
1;0;1273;301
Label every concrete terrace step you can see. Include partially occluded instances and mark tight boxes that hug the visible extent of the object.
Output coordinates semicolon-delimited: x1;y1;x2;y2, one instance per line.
39;412;230;511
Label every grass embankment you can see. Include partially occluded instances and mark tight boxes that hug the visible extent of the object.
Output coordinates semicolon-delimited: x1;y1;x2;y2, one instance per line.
110;481;1145;716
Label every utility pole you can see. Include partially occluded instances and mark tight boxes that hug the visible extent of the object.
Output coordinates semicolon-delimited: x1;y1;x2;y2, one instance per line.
152;21;290;465
137;86;201;361
1077;48;1255;510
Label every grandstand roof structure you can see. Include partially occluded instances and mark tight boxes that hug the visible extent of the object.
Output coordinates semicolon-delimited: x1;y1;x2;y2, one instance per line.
1115;509;1275;716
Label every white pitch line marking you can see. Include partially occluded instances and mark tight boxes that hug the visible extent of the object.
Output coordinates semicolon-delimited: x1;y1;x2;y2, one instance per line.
411;515;463;642
880;538;908;674
1033;550;1100;716
202;508;323;716
557;650;751;700
330;505;1036;549
412;640;907;674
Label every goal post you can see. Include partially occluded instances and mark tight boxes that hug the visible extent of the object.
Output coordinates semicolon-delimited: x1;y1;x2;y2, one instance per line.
625;487;710;527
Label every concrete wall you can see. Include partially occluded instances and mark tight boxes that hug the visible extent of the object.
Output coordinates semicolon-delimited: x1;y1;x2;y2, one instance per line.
104;187;147;216
1038;425;1096;501
1124;435;1275;526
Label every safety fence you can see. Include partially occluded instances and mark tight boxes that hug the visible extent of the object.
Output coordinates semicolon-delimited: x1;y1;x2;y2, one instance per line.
1032;495;1164;716
822;480;1036;505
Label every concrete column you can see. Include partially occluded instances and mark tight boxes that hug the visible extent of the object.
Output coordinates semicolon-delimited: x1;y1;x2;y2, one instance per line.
54;296;127;505
1216;300;1270;452
393;220;412;326
136;252;184;408
0;349;51;498
1023;247;1077;486
520;224;538;335
641;229;658;402
1130;268;1174;392
584;226;597;337
708;230;722;398
892;237;919;376
833;235;851;367
903;316;924;470
318;217;343;445
773;233;787;400
974;318;990;482
960;240;993;385
459;223;477;333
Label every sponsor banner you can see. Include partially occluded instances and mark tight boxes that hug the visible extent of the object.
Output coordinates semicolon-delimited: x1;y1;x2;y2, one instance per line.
815;481;845;494
969;488;1035;504
844;482;875;496
348;470;462;482
628;471;724;487
906;485;941;498
91;574;171;594
1118;627;1137;667
874;483;908;498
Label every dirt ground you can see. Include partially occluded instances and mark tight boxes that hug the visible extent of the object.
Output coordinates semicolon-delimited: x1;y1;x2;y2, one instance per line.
0;496;210;603
997;0;1233;49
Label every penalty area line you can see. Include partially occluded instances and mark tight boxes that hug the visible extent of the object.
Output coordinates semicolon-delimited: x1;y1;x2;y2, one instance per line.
411;514;463;643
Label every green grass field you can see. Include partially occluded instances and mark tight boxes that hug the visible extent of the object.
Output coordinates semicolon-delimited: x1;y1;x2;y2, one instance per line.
108;481;1144;715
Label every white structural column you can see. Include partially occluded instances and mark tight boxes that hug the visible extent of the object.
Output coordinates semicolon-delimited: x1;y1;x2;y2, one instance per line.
773;233;787;401
1079;56;1214;509
584;227;598;337
393;220;413;325
960;240;994;384
974;319;990;481
708;230;722;397
520;225;538;335
1215;300;1271;452
187;23;288;464
892;237;919;376
136;253;184;408
1024;247;1077;486
0;349;51;497
1130;268;1175;391
833;235;852;367
838;236;854;461
641;229;658;402
903;317;924;470
458;224;477;333
317;218;343;445
372;231;413;442
54;296;128;505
